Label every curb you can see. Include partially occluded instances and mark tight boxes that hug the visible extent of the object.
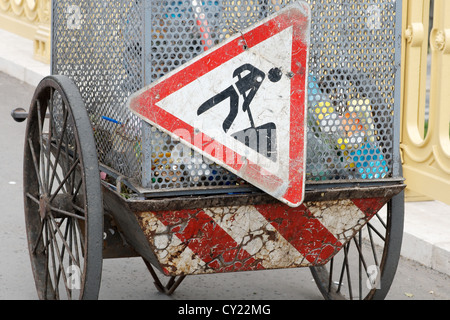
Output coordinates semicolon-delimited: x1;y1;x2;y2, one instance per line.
0;29;50;87
402;201;450;277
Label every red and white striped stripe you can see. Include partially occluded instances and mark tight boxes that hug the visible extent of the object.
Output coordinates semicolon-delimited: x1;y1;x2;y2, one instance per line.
136;198;387;276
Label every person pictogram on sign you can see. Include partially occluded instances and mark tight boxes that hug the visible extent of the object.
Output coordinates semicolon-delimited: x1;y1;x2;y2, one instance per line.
197;63;282;160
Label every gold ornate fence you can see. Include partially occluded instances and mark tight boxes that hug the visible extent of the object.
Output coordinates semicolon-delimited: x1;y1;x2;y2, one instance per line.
401;0;450;204
0;0;51;63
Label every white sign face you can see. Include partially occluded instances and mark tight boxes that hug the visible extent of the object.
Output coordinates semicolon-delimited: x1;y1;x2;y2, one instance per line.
129;2;311;207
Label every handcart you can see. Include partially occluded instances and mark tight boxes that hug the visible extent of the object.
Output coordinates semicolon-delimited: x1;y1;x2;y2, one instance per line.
12;0;405;300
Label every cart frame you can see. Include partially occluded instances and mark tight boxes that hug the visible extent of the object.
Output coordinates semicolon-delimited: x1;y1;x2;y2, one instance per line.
16;0;405;300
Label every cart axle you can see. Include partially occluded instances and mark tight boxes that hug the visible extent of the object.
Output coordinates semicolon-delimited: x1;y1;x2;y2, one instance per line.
11;108;49;123
11;108;28;122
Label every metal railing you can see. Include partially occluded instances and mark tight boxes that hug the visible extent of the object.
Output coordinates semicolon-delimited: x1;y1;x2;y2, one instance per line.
401;0;450;204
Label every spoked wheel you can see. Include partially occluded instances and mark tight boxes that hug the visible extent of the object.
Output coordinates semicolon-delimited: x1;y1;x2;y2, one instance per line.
23;75;103;300
310;191;404;300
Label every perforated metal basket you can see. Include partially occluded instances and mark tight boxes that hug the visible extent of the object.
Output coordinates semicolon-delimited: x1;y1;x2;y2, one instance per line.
51;0;402;194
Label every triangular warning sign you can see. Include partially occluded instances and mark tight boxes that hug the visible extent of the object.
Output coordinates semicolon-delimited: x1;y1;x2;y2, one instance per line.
128;2;311;207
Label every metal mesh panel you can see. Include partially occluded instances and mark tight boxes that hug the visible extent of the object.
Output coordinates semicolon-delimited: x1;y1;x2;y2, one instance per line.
304;1;398;181
145;125;246;189
52;0;400;190
52;1;144;183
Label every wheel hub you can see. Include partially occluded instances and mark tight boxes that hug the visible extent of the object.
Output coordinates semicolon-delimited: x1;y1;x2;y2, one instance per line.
39;195;51;219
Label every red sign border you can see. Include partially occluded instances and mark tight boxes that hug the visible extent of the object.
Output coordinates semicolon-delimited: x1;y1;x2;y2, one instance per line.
129;3;310;207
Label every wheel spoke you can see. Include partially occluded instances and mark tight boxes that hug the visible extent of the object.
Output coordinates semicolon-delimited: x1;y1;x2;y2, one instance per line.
367;222;386;242
31;220;45;255
43;220;52;299
353;237;369;275
69;143;78;193
374;212;387;229
46;216;72;298
27;138;45;194
46;153;68;194
74;216;86;253
359;233;363;299
336;248;346;293
56;219;73;297
72;179;83;202
70;218;82;267
72;202;85;215
45;219;60;299
48;212;81;267
45;88;54;189
327;258;334;293
352;235;371;299
37;100;48;194
50;206;86;221
52;218;70;296
41;218;66;253
49;107;68;193
26;192;40;205
343;244;353;300
367;225;380;266
49;158;80;203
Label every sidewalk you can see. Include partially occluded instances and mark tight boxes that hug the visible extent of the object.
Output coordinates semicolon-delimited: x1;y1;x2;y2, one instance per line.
0;29;50;86
1;28;449;277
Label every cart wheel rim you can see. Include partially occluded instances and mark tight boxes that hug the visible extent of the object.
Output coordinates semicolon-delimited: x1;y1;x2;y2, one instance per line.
310;190;404;300
23;75;103;300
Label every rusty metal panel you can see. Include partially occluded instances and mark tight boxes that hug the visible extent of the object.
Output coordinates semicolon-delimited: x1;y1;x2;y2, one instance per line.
135;197;388;276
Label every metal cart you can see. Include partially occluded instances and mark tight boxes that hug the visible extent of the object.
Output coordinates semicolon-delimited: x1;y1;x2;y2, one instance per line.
14;0;405;300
